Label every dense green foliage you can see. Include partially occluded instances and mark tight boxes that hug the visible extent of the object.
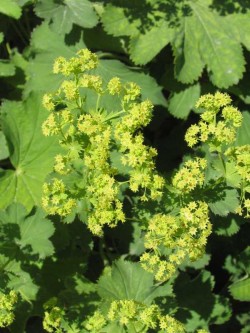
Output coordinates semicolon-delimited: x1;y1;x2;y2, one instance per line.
0;0;249;332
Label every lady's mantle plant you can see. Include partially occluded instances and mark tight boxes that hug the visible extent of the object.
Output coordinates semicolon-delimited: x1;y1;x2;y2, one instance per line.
35;49;250;332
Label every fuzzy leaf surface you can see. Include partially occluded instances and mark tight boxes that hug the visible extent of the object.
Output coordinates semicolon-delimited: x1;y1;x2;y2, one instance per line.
0;0;22;19
98;259;171;305
0;94;60;211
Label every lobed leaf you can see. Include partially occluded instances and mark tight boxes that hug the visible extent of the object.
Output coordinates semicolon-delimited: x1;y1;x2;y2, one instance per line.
0;93;60;211
0;0;22;19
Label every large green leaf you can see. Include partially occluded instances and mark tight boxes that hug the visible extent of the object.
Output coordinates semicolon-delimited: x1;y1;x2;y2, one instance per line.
236;111;250;146
101;4;140;37
24;23;166;107
101;1;247;88
35;0;98;34
229;278;250;302
0;0;22;19
24;23;86;96
129;21;174;65
0;131;9;160
173;16;205;84
185;1;245;88
0;60;15;77
95;59;167;107
0;203;55;258
175;271;231;331
0;94;60;211
168;83;200;119
97;259;171;305
6;260;38;301
208;189;239;216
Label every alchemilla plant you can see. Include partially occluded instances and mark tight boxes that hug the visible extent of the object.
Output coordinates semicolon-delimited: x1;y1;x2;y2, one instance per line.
25;49;247;332
0;1;250;332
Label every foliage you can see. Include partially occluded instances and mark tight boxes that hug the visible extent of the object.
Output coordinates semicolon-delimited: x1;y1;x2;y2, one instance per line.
0;0;249;332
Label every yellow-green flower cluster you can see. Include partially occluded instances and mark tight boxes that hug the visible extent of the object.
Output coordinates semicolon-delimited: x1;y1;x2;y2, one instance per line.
140;201;211;281
185;92;243;151
0;291;18;328
43;306;64;333
172;158;207;193
42;48;165;236
115;100;164;200
84;310;106;332
159;314;185;333
53;49;98;76
42;179;77;216
87;174;125;236
84;300;207;333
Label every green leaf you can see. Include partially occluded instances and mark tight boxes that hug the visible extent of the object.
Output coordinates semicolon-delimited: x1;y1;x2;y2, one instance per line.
168;83;200;119
0;94;60;211
0;32;3;44
95;59;167;107
236;111;250;146
229;278;250;302
6;260;38;301
0;131;9;160
0;203;55;258
214;215;243;237
24;23;86;95
97;259;170;305
208;189;239;216
0;60;15;77
175;271;231;330
101;4;140;37
0;0;22;19
64;0;98;28
35;0;98;35
226;13;250;51
129;21;174;65
187;1;245;88
25;24;166;106
173;17;205;84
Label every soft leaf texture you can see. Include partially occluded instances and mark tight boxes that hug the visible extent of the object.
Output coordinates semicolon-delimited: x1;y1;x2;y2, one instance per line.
35;0;98;34
5;260;38;301
0;131;9;160
0;60;15;77
208;189;239;216
0;0;22;19
229;278;250;302
0;203;55;258
98;259;170;305
0;94;60;211
168;83;200;119
101;4;140;37
236;111;250;145
24;23;86;95
173;16;205;84
95;59;167;107
101;1;247;88
186;1;245;88
129;21;174;65
24;24;166;106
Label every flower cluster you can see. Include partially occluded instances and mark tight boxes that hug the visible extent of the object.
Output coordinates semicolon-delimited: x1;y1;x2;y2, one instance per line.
140;201;212;281
226;144;250;217
42;49;163;236
43;306;64;333
42;179;77;217
115;99;164;200
172;158;207;193
84;300;209;333
0;291;18;328
185;92;243;151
